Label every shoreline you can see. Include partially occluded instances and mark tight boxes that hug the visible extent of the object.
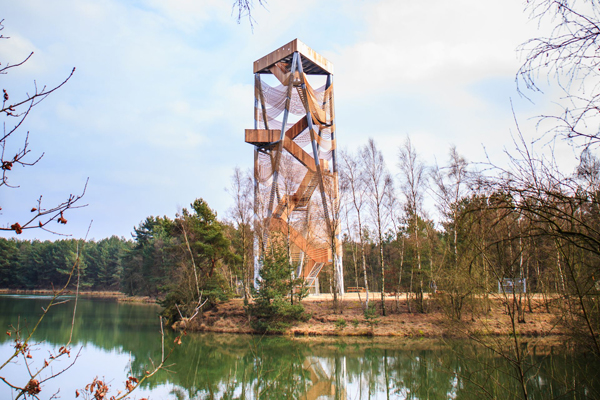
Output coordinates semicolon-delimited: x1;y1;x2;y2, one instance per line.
0;288;157;303
179;293;569;339
1;289;568;338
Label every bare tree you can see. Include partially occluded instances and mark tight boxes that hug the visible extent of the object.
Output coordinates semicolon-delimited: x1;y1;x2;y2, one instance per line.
361;138;394;316
385;190;407;312
431;147;470;260
397;136;427;313
431;146;475;319
312;163;345;310
227;167;254;301
477;125;600;353
340;149;371;307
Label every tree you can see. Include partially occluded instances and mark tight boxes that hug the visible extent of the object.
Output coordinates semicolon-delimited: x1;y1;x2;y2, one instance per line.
0;237;18;286
123;215;175;296
361;138;394;316
475;0;600;355
397;136;427;313
431;147;475;320
384;193;408;311
158;199;238;325
85;236;130;290
227;167;254;301
483;134;600;352
340;149;371;307
232;0;267;27
246;241;309;333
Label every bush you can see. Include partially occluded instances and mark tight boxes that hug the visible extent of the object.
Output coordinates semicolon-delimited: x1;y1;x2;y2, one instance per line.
250;299;309;333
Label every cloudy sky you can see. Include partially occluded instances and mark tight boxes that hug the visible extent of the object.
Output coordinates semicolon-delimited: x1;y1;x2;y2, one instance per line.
1;0;571;241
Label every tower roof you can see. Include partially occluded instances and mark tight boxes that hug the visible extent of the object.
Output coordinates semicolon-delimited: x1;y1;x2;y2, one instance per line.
253;39;334;75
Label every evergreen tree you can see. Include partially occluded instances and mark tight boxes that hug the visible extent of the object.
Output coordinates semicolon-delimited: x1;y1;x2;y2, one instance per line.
160;199;238;324
247;242;309;333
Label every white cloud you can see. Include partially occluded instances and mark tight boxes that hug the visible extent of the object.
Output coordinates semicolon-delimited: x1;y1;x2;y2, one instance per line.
332;0;544;93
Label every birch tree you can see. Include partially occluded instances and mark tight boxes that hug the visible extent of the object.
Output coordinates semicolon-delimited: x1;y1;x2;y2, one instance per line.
227;166;254;301
397;136;427;313
340;149;371;307
361;139;394;316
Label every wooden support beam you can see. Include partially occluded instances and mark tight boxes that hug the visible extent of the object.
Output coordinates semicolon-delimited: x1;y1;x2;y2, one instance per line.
281;136;329;173
256;75;269;130
283;136;316;171
285;118;308;140
273;194;291;220
301;259;314;279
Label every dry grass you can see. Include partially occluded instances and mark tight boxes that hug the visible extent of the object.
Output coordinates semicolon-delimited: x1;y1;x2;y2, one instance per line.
180;293;568;338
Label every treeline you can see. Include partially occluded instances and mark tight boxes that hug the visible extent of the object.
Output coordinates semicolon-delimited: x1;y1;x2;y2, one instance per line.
0;236;131;290
0;199;241;305
334;139;600;330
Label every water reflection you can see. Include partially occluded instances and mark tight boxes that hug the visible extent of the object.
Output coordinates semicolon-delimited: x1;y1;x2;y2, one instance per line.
0;296;599;399
162;335;600;399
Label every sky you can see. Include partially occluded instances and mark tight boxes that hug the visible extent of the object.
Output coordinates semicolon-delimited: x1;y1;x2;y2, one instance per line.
0;0;575;241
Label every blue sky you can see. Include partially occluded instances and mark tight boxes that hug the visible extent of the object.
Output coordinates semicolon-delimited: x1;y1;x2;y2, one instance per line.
1;0;572;241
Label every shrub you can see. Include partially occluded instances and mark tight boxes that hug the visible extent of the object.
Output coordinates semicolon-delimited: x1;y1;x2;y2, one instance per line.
364;303;379;329
335;318;347;330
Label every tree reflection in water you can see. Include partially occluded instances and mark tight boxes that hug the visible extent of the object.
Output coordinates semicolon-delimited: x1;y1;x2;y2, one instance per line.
1;296;599;399
159;334;600;399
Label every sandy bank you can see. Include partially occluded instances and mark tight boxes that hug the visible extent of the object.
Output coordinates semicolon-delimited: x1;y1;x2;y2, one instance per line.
178;293;567;338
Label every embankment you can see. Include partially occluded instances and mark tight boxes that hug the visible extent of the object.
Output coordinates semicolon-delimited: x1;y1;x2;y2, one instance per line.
178;293;567;338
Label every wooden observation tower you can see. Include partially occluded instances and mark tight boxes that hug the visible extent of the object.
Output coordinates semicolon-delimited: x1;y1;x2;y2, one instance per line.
245;39;343;295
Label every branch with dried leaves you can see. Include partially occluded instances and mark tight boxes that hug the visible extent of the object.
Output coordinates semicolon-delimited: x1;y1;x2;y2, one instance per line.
1;179;89;235
0;18;85;235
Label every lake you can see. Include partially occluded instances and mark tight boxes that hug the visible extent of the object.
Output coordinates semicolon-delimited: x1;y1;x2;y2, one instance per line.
0;295;598;399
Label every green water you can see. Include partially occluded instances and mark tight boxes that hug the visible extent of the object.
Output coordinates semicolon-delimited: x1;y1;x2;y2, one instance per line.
0;295;598;399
